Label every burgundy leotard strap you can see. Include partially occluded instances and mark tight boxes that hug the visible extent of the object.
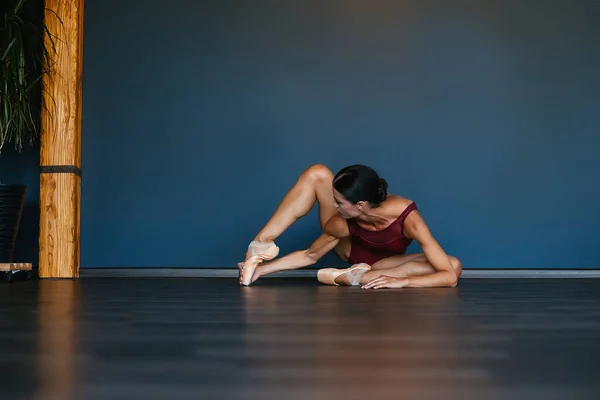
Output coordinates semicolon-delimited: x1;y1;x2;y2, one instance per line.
397;202;417;235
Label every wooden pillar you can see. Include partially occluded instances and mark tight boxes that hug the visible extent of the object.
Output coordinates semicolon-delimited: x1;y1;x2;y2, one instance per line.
39;0;84;278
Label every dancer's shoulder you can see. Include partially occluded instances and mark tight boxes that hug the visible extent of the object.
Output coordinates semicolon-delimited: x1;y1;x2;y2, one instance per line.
385;195;416;215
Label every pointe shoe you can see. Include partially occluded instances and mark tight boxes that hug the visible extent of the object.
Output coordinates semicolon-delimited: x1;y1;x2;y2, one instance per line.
240;241;280;286
248;241;280;261
317;263;371;286
240;256;261;286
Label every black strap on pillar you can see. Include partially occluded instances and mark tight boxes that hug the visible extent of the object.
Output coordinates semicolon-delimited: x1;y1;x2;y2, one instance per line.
40;165;82;177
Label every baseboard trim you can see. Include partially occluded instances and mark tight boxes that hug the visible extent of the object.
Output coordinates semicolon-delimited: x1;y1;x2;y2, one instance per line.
79;268;600;279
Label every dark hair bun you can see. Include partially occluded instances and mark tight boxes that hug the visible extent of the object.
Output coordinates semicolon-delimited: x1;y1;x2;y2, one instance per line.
378;178;388;202
332;164;388;207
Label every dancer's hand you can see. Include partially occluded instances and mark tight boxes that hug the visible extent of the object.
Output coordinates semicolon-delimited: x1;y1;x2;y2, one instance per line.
361;276;409;289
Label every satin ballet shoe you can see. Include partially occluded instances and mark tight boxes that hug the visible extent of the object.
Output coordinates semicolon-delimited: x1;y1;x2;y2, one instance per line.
248;241;280;261
240;241;280;286
317;263;371;286
239;256;261;286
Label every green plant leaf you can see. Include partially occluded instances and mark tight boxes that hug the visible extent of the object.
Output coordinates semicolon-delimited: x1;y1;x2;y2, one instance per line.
1;0;60;153
1;37;17;61
14;0;27;14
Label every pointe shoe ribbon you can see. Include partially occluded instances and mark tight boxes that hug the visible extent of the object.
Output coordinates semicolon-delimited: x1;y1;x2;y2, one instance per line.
240;241;280;286
317;263;371;286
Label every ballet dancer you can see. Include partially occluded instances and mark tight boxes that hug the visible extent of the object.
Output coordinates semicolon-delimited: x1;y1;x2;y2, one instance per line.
239;164;462;289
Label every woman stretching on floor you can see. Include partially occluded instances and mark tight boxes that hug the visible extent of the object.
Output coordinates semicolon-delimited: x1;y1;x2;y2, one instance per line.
238;164;462;289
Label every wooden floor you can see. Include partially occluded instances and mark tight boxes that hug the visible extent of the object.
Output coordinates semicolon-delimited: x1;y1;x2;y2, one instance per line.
1;277;600;400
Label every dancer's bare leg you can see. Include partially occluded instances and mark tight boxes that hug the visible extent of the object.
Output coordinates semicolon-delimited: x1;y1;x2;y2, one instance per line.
253;164;338;243
240;164;341;285
360;254;462;284
368;253;428;270
318;254;462;287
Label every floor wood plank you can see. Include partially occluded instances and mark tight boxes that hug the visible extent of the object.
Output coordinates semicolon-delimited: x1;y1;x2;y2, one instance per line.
1;278;599;399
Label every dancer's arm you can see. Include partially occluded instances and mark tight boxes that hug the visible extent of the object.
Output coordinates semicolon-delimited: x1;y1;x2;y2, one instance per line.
402;211;458;287
257;216;349;277
363;211;459;289
257;234;339;276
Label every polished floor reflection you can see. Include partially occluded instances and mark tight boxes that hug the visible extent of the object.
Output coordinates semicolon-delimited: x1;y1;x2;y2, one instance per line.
1;278;599;399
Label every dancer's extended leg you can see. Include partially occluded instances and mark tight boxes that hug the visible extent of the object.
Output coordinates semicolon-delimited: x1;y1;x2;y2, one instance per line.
240;164;340;285
359;254;463;284
316;254;462;287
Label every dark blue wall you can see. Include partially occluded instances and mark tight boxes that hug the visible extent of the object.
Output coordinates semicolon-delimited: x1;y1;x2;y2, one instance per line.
54;0;600;268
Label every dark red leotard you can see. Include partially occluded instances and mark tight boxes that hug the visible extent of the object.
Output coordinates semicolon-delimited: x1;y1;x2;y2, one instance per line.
347;202;418;266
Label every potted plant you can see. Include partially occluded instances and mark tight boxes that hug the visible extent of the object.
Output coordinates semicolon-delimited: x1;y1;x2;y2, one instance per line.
1;0;54;278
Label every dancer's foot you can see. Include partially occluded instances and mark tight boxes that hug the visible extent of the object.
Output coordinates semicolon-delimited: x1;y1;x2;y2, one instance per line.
239;241;279;286
239;259;263;285
317;263;371;286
